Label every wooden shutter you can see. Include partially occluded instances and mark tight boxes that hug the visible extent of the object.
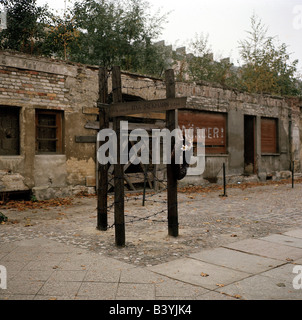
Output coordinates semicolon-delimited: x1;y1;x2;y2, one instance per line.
261;118;277;154
0;106;20;156
178;111;226;154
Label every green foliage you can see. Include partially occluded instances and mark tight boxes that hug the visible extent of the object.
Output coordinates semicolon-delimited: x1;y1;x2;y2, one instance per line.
70;0;169;76
185;33;239;88
238;15;300;96
0;0;50;54
43;10;80;60
0;0;169;77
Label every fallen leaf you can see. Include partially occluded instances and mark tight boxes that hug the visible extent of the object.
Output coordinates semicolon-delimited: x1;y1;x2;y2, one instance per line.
216;284;225;287
233;294;242;299
276;283;286;287
200;272;209;277
231;234;237;237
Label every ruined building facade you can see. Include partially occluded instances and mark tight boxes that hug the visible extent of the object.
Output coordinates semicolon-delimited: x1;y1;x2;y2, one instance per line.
0;52;301;199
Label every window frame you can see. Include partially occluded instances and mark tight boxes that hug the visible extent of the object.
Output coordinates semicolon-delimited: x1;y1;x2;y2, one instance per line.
0;106;20;156
35;109;63;155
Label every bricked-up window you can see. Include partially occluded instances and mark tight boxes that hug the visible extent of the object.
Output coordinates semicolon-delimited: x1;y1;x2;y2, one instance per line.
261;117;278;154
35;110;63;154
0;106;20;156
178;110;227;154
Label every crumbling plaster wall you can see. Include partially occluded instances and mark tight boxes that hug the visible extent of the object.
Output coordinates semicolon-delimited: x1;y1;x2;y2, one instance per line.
0;52;98;199
175;81;293;184
0;52;300;198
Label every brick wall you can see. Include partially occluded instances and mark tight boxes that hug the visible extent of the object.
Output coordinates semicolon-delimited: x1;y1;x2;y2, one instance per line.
0;65;68;107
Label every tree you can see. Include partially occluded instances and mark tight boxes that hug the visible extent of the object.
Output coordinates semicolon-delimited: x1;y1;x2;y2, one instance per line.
43;10;80;60
238;15;300;96
70;0;168;76
186;33;238;87
0;0;50;54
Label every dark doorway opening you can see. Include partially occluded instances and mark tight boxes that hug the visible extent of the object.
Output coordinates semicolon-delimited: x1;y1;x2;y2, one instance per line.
244;115;256;175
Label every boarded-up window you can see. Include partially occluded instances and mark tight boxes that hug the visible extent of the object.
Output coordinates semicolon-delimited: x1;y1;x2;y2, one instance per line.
261;117;278;154
178;111;227;154
36;110;63;154
0;106;20;156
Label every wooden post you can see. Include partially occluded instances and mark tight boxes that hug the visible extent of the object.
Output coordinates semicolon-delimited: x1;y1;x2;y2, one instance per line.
165;69;178;237
112;66;125;247
97;67;109;231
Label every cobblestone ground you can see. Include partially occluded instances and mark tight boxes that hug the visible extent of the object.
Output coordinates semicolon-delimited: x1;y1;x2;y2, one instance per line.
1;180;302;267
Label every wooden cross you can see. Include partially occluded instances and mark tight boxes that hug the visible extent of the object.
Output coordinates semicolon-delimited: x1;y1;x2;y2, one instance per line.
97;66;187;247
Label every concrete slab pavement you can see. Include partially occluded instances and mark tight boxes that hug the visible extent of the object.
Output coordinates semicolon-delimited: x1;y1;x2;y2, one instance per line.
0;229;302;300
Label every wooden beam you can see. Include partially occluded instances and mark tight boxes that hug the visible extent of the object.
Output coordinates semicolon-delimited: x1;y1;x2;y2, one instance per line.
97;67;109;231
85;121;165;131
128;112;165;120
108;97;186;118
165;69;179;237
82;107;99;115
112;66;126;247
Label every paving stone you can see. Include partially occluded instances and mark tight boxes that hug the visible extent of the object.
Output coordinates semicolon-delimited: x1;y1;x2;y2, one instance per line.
23;258;65;271
260;234;302;249
0;295;36;300
283;229;302;239
77;282;118;299
154;277;208;297
0;279;44;296
11;270;53;282
84;267;121;283
116;283;155;300
119;267;165;284
195;291;237;300
260;263;300;284
149;258;250;290
37;280;82;297
190;247;284;274
216;274;302;300
224;239;302;261
47;270;87;282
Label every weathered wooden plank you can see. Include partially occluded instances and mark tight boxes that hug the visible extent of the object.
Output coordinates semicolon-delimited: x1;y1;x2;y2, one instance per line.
97;67;109;231
85;121;165;131
165;69;179;238
112;66;125;247
108;97;186;118
128;112;165;120
82;107;99;115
